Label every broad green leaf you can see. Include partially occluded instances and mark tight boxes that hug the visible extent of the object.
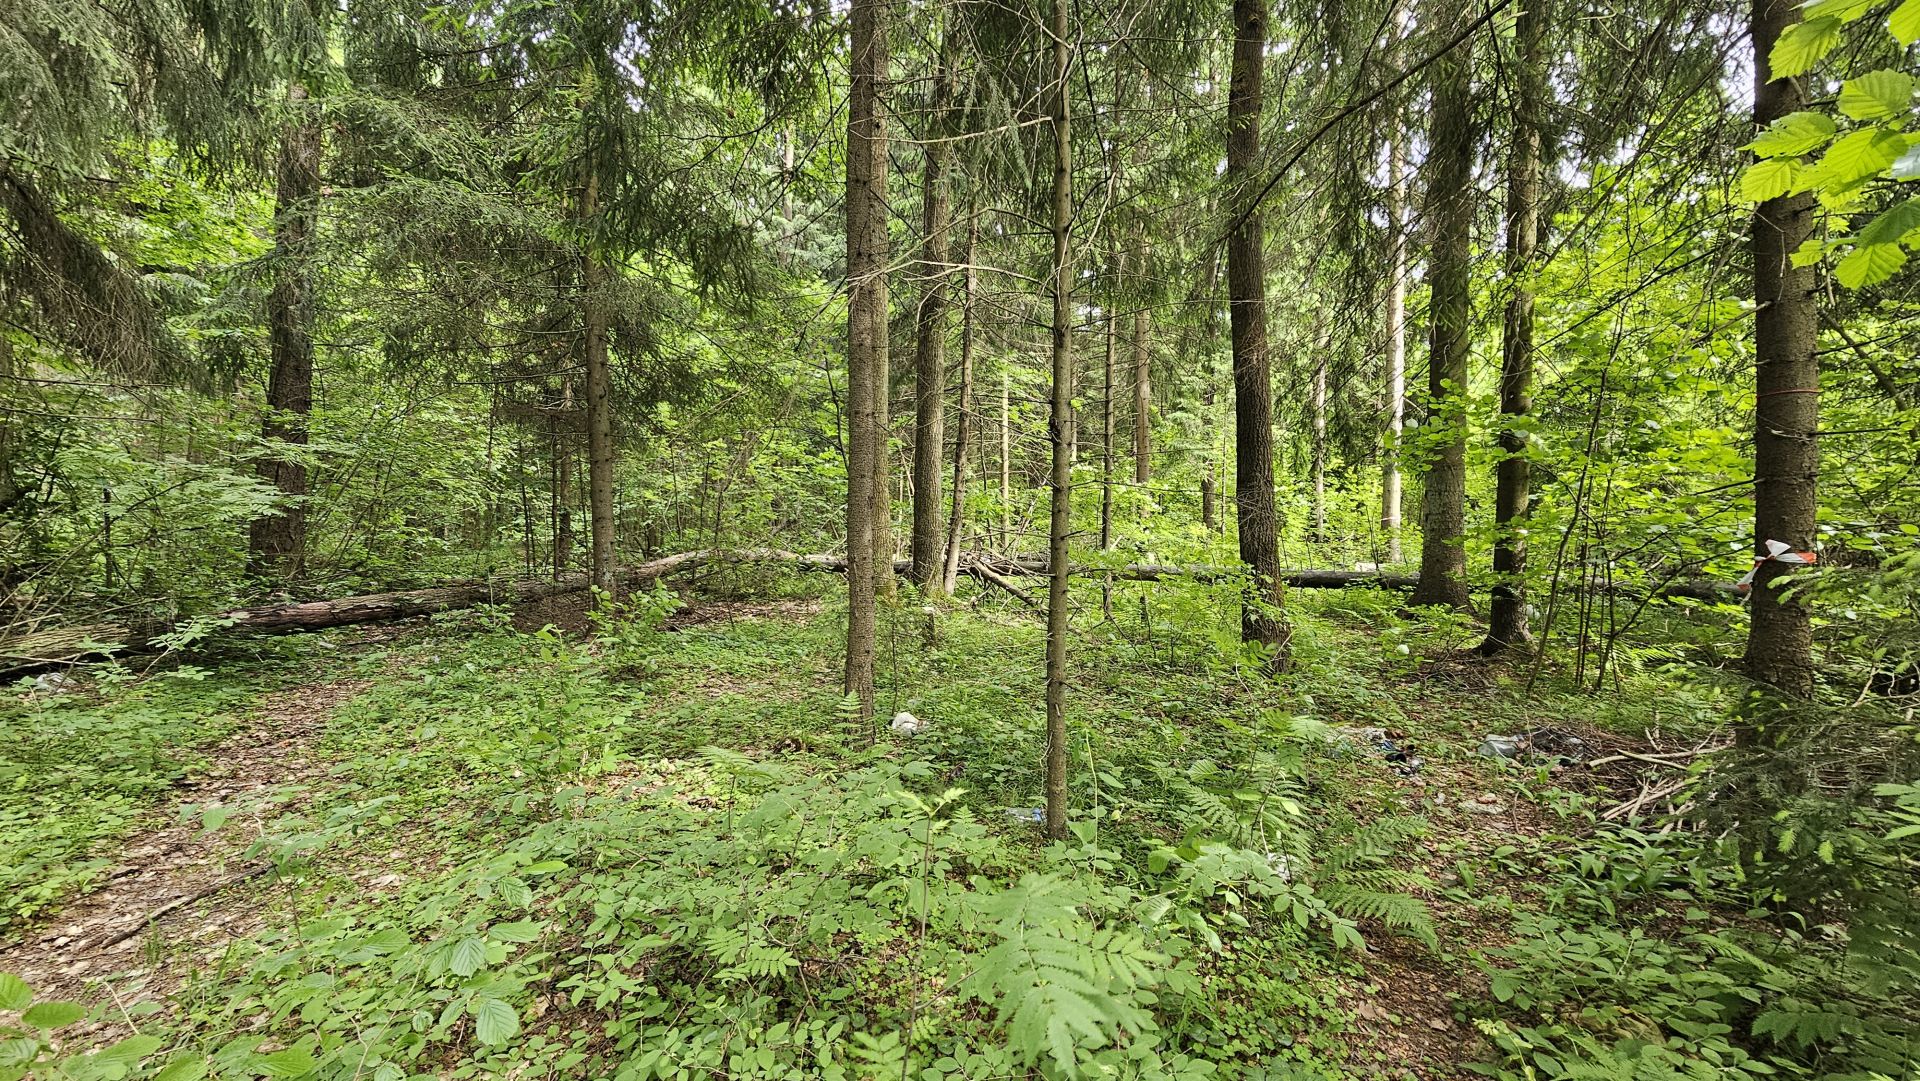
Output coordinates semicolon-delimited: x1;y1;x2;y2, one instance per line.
20;1001;86;1029
1893;0;1920;46
1749;111;1835;158
1857;198;1920;245
1805;0;1875;18
258;1047;317;1077
448;936;488;977
152;1057;209;1081
0;973;30;1011
1741;158;1800;201
1769;16;1843;78
1838;70;1915;121
1790;237;1828;267
94;1034;165;1068
1835;242;1907;287
487;920;541;943
1807;127;1908;187
471;996;519;1045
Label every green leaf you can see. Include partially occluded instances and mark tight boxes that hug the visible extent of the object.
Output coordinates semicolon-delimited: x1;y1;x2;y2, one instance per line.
1808;127;1908;187
487;920;541;944
152;1058;210;1081
1838;70;1915;121
449;936;488;977
0;973;30;1011
1750;111;1836;158
1770;16;1843;78
1790;237;1828;267
1805;0;1875;19
472;996;519;1046
258;1047;318;1077
94;1034;165;1068
20;1001;86;1029
1835;242;1907;287
1742;158;1800;202
1892;0;1920;46
1857;198;1920;245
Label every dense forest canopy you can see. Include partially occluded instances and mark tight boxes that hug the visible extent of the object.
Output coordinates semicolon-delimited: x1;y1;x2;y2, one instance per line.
1;0;1918;1078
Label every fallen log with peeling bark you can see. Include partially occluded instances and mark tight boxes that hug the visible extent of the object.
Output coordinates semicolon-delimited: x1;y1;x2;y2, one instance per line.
1;547;1734;673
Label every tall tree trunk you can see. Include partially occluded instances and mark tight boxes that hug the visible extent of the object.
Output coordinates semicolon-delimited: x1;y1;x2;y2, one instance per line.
580;167;618;599
844;0;889;730
1044;0;1074;841
941;217;979;594
1131;239;1152;484
1408;23;1474;611
1382;132;1407;564
1226;0;1289;661
1101;310;1116;620
1310;355;1327;543
910;59;955;593
1744;0;1819;698
249;87;320;581
1000;369;1012;552
552;375;576;578
1482;0;1543;653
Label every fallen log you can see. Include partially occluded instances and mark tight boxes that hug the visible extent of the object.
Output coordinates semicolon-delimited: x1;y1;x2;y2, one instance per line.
1;548;1734;673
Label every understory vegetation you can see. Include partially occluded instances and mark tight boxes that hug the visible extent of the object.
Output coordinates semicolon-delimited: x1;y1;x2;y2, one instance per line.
5;0;1920;1077
3;580;1916;1080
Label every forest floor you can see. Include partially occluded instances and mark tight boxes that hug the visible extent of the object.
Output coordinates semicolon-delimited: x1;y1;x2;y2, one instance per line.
0;579;1729;1081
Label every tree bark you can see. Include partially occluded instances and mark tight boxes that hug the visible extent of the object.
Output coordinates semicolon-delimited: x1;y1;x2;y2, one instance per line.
1408;20;1475;611
1226;0;1289;661
909;57;955;593
1310;354;1327;543
941;217;979;594
1482;0;1543;654
578;154;619;601
999;369;1013;552
1044;0;1074;841
1101;310;1116;620
844;0;889;730
249;87;320;581
1131;250;1152;483
1382;132;1407;564
1744;0;1819;698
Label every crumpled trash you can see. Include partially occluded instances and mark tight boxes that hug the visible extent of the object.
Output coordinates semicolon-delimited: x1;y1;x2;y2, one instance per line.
29;672;72;694
1330;725;1424;775
1265;851;1297;881
1477;727;1589;765
1003;806;1045;824
889;711;925;736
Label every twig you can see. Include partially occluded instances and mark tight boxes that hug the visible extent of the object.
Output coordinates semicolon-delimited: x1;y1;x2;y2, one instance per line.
89;863;272;950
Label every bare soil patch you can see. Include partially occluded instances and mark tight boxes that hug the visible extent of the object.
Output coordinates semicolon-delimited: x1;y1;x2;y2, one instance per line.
0;679;367;1036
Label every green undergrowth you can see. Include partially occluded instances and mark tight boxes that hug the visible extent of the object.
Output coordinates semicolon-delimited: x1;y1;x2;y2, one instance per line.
0;667;271;930
3;580;1911;1081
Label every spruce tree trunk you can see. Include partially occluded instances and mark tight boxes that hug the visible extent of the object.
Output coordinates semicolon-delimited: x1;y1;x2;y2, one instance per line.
1101;311;1116;620
1744;0;1819;698
844;0;889;730
249;87;320;581
1000;370;1012;552
1408;26;1474;611
909;68;954;592
580;168;618;599
552;375;576;578
1382;133;1407;564
1482;0;1543;653
1131;237;1152;484
941;218;979;594
1310;355;1327;543
1226;0;1289;660
1044;0;1074;841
